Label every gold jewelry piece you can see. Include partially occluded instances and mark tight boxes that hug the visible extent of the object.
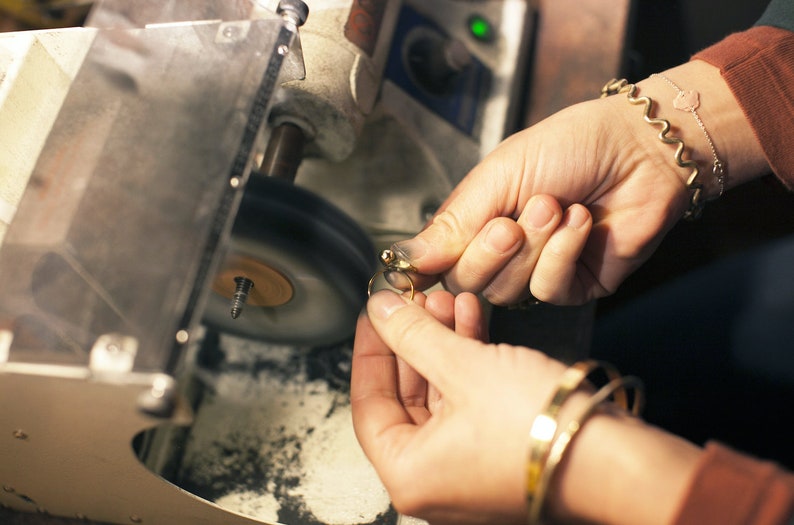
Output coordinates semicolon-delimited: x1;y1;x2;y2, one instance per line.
601;78;705;220
367;249;417;300
650;73;727;198
527;375;645;525
525;361;626;503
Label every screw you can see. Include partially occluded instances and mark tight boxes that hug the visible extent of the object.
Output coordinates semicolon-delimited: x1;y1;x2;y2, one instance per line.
222;25;239;40
12;429;27;440
230;276;255;319
175;330;189;344
277;0;309;27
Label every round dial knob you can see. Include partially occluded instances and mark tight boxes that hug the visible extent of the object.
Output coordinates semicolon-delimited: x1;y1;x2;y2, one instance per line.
405;27;473;96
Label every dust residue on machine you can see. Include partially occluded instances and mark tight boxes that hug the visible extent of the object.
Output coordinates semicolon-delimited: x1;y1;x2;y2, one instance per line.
146;329;407;525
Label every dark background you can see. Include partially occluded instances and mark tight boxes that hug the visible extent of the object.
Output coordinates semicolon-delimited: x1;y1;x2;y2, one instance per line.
592;0;794;470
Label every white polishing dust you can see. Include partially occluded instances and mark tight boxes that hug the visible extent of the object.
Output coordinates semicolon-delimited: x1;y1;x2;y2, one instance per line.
176;335;391;525
289;408;390;524
215;490;281;524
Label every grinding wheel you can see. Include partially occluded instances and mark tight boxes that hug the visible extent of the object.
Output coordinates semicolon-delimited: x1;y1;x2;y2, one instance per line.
203;176;377;345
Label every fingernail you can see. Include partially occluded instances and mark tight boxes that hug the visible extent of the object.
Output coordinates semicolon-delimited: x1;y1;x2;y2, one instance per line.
484;220;521;254
369;290;410;320
564;206;589;229
392;238;428;265
527;197;555;229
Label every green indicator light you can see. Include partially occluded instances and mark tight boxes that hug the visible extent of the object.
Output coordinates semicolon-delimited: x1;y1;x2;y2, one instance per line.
468;15;493;42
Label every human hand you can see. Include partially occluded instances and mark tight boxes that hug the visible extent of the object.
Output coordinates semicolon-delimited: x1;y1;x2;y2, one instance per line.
351;289;703;525
393;57;772;306
351;289;571;524
392;90;690;306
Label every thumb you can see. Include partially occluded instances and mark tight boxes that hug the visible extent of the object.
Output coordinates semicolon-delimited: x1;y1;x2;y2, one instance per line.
366;290;482;395
392;145;525;279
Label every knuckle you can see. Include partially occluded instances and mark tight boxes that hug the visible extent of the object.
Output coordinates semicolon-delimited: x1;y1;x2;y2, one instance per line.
427;209;465;239
398;392;426;408
387;307;436;354
542;237;571;262
482;283;524;306
458;261;493;287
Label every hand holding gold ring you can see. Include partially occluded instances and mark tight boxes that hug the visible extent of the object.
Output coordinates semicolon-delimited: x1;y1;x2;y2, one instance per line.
367;249;417;300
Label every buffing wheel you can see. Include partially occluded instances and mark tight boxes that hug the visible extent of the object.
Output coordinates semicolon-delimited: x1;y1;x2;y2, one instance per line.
203;176;376;346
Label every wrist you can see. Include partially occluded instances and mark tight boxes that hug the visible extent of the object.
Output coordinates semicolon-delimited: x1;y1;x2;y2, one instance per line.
544;407;702;525
597;83;694;222
635;61;769;198
601;60;768;222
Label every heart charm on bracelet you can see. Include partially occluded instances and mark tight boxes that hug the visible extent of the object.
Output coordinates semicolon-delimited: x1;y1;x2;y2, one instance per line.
673;89;700;112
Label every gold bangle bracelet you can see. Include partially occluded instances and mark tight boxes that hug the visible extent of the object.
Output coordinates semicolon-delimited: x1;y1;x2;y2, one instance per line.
525;360;627;503
527;375;645;525
601;78;705;220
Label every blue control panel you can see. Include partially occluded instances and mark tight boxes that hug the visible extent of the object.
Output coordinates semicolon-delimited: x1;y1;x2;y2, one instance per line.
384;4;492;137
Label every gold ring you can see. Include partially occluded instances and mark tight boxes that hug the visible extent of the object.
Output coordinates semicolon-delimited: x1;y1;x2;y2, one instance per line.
367;268;416;301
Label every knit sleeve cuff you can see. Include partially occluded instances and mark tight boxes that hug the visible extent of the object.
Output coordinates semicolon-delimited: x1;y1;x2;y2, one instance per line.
672;441;794;525
693;26;794;189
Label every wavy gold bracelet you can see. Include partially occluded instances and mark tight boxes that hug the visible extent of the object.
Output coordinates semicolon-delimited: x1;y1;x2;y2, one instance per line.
600;78;705;220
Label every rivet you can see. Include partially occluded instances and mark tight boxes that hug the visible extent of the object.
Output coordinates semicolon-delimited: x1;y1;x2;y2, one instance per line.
175;330;189;344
